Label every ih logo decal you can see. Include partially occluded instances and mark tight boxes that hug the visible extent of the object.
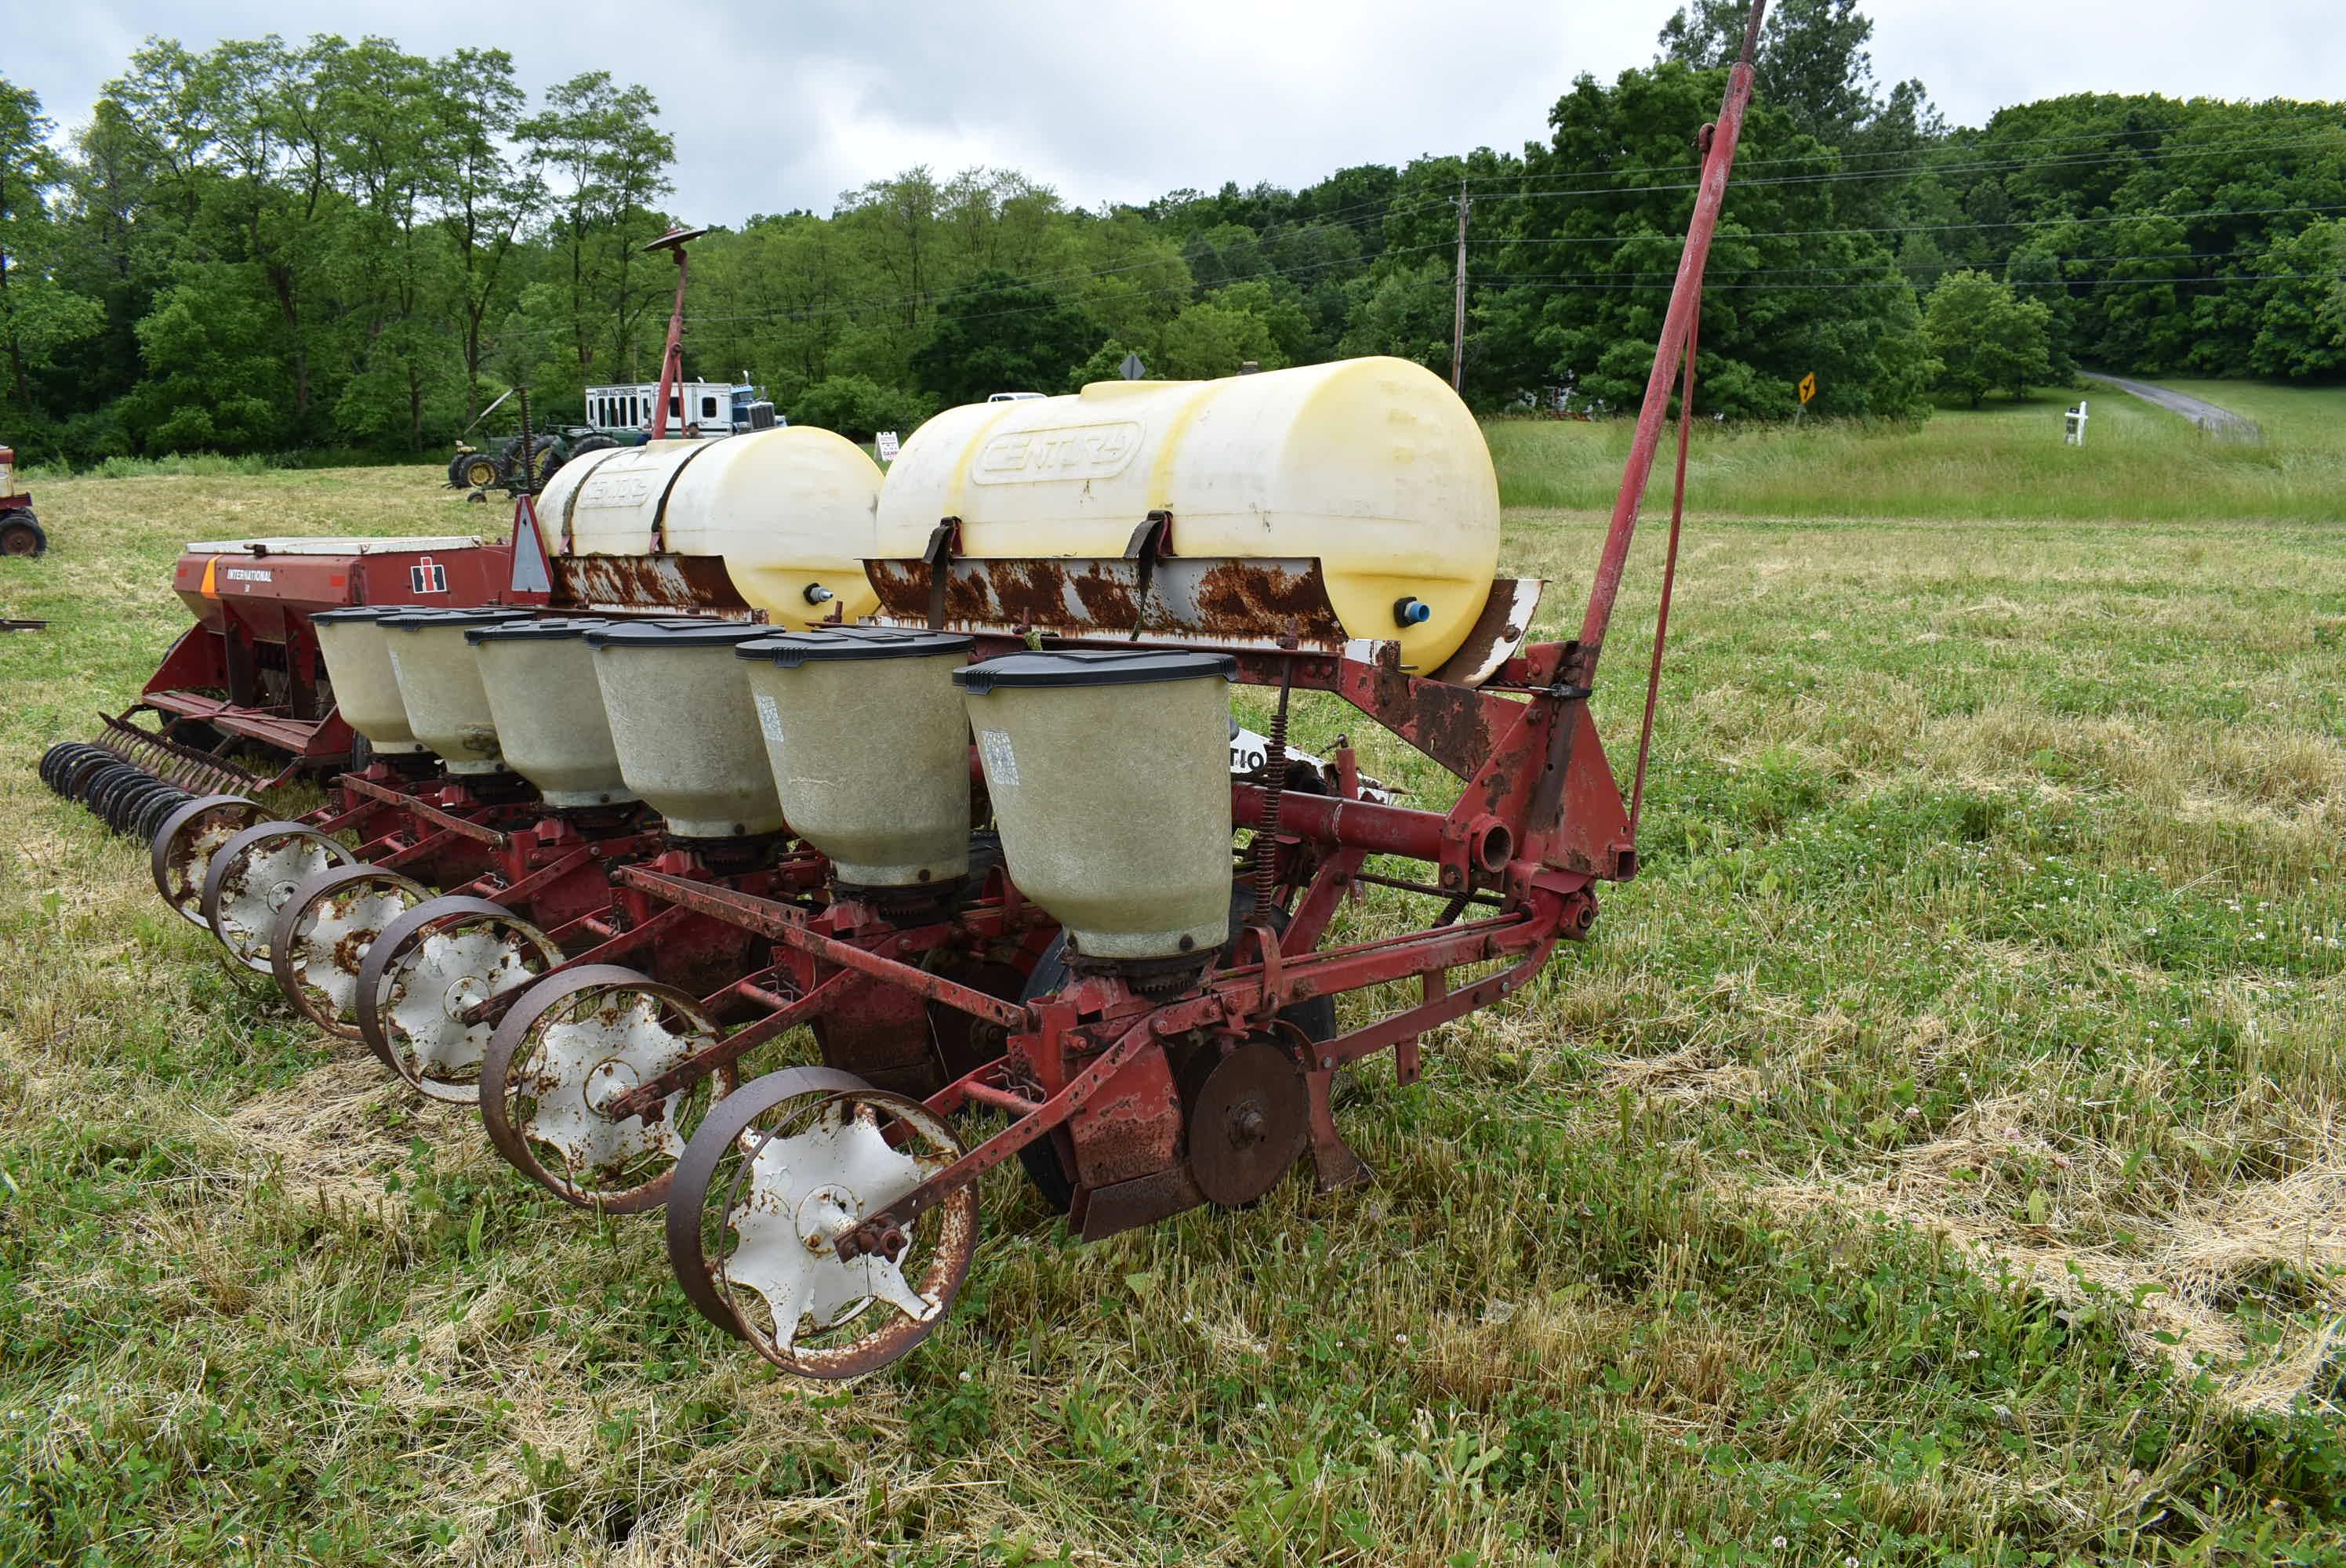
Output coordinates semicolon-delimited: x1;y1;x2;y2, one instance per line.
410;557;448;594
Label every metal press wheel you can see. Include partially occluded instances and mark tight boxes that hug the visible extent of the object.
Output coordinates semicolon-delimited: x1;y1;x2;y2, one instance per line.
354;895;560;1102
151;794;268;927
479;964;735;1212
200;822;356;971
267;862;434;1037
664;1069;977;1380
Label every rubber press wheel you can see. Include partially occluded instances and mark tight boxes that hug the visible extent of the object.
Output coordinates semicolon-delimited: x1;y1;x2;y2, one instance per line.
40;742;102;793
107;777;179;835
63;754;130;805
132;786;195;844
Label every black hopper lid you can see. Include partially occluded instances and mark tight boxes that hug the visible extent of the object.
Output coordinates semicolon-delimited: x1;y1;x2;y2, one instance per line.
584;620;778;650
953;648;1236;694
736;626;975;667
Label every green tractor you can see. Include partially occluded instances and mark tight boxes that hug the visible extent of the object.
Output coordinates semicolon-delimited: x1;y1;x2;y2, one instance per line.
445;390;648;499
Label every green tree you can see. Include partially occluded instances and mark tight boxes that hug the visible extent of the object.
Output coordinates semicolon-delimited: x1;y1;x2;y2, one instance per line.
910;270;1099;406
1066;338;1144;390
1152;299;1287;379
320;37;459;452
1481;62;1934;417
1335;258;1452;370
1921;270;2054;407
1206;279;1314;364
787;374;933;442
429;49;539;422
121;267;296;451
1658;0;1927;147
0;81;104;420
519;71;675;383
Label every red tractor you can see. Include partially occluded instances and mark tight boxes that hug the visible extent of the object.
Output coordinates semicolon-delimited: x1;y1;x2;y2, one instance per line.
0;445;45;557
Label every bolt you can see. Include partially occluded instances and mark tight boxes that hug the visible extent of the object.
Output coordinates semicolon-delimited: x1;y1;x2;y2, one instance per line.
1233;1105;1266;1144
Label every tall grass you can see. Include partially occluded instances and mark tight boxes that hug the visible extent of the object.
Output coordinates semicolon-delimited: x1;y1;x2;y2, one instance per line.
22;448;453;483
20;452;275;482
1488;383;2346;524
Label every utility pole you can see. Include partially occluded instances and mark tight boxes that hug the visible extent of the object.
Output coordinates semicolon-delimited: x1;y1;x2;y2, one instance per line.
1451;178;1471;393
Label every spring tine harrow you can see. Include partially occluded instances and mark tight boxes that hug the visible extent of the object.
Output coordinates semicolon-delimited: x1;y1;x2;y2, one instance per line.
93;710;267;797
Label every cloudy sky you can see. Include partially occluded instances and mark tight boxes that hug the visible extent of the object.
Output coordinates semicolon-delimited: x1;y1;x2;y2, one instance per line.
18;2;2346;223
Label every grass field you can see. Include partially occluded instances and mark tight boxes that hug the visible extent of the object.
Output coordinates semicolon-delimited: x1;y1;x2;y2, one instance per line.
1;421;2343;1565
1487;381;2346;525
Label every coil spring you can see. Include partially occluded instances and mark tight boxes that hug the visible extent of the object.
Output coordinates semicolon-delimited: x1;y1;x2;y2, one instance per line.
1251;659;1294;916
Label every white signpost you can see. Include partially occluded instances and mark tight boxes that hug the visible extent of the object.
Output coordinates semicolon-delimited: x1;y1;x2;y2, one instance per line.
2063;400;2089;447
875;430;901;463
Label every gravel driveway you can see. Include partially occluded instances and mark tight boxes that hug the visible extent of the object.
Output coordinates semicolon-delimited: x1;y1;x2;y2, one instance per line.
2082;373;2263;441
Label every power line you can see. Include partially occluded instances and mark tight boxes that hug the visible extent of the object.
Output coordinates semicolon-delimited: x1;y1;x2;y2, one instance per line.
1473;133;2344;202
1472;247;2297;281
1472;270;2345;292
681;240;1453;330
1489;201;2346;246
1469;116;2346;184
674;201;2346;337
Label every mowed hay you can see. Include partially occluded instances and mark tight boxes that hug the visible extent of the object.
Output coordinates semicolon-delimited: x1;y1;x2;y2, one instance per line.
1736;1094;2346;1410
2;465;2344;1565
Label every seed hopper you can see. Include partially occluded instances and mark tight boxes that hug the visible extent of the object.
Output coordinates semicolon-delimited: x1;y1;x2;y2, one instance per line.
104;11;1760;1383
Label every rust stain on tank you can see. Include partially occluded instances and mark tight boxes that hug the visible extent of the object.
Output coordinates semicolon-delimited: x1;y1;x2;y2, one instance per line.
1070;569;1139;626
868;554;1342;644
1189;561;1337;640
554;554;747;612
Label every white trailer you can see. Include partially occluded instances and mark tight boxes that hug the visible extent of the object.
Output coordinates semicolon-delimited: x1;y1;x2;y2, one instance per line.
584;381;778;437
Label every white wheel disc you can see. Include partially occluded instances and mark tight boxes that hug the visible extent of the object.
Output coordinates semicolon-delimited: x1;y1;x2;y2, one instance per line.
208;829;351;971
724;1099;955;1358
521;988;706;1176
278;870;429;1033
379;915;557;1102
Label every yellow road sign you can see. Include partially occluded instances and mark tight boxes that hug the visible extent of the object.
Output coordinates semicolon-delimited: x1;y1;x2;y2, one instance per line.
1798;372;1817;405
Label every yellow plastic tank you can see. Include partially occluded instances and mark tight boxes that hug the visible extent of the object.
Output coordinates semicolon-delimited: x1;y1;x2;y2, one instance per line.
535;428;883;627
872;357;1501;672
